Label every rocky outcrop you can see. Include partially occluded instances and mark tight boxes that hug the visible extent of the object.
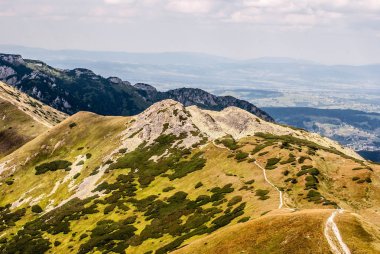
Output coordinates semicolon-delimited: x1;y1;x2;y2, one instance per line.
120;99;360;159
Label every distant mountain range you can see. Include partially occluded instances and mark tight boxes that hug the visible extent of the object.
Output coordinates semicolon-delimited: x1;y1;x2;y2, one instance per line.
1;45;380;92
0;53;273;122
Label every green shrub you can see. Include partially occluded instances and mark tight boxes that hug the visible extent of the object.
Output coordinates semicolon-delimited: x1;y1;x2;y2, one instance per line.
244;179;255;184
352;176;360;181
301;165;313;170
31;205;43;214
255;189;270;200
69;122;77;128
235;151;249;161
280;154;296;164
238;216;250;223
35;160;72;175
86;153;92;159
251;140;275;155
217;137;239;150
162;186;175;192
195;182;203;189
5;180;14;185
298;156;311;164
266;158;281;169
227;196;242;207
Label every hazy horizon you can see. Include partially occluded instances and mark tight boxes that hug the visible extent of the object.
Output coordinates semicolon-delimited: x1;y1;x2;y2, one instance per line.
1;43;380;67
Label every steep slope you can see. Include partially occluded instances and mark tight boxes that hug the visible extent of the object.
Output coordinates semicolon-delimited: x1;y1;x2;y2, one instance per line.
0;81;67;158
0;53;273;121
0;100;379;254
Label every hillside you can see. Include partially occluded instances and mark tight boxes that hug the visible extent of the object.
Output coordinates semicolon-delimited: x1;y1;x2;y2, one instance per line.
0;81;67;158
0;100;379;253
0;53;273;121
264;107;380;162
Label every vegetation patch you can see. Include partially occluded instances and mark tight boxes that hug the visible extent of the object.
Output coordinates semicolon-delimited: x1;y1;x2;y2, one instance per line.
280;154;296;164
265;157;281;169
194;182;203;189
110;134;204;186
78;217;137;254
31;205;43;214
216;136;239;150
35;160;72;175
255;189;270;200
235;151;249;161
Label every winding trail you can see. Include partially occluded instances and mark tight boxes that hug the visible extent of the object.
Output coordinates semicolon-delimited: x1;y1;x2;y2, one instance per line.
212;139;351;252
324;209;351;254
254;160;284;209
212;140;287;209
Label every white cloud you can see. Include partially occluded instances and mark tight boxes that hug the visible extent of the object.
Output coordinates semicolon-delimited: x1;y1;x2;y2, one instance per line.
103;0;135;4
166;0;215;14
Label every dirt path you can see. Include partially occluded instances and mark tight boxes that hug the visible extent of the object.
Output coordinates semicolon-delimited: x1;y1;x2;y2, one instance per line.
324;209;351;254
254;160;284;209
212;140;291;210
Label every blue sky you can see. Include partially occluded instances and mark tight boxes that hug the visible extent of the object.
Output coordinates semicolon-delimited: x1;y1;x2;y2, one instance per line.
1;0;380;64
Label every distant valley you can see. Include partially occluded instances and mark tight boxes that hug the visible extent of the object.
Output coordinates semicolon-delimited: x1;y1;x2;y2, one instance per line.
264;107;380;162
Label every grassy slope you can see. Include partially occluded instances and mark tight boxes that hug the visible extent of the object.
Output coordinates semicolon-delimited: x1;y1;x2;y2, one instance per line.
0;82;67;158
174;209;380;254
0;112;380;253
0;99;48;158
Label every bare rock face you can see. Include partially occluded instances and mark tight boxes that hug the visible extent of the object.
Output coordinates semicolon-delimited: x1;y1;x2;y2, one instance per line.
121;99;203;151
120;99;361;160
134;83;157;92
0;54;25;66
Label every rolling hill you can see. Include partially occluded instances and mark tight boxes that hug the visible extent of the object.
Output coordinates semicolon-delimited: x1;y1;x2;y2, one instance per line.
0;99;379;253
0;81;67;159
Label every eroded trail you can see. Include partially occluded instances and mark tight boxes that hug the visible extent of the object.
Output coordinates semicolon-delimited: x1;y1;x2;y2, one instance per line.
324;209;351;254
254;161;284;209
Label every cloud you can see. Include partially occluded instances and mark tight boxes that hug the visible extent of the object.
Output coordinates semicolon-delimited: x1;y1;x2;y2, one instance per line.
166;0;215;14
0;0;379;29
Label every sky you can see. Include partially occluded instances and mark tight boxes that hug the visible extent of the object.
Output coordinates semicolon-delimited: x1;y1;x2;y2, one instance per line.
1;0;380;64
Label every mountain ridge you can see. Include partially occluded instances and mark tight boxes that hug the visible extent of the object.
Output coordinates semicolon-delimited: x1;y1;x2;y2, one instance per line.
0;53;274;122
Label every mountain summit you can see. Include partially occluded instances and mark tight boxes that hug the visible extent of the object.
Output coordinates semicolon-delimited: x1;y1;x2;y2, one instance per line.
0;99;378;254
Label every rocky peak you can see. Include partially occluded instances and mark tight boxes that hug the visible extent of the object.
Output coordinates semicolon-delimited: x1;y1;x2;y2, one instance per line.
119;99;361;160
107;77;123;84
121;99;203;151
0;54;25;66
107;77;131;86
69;68;96;77
134;83;157;92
